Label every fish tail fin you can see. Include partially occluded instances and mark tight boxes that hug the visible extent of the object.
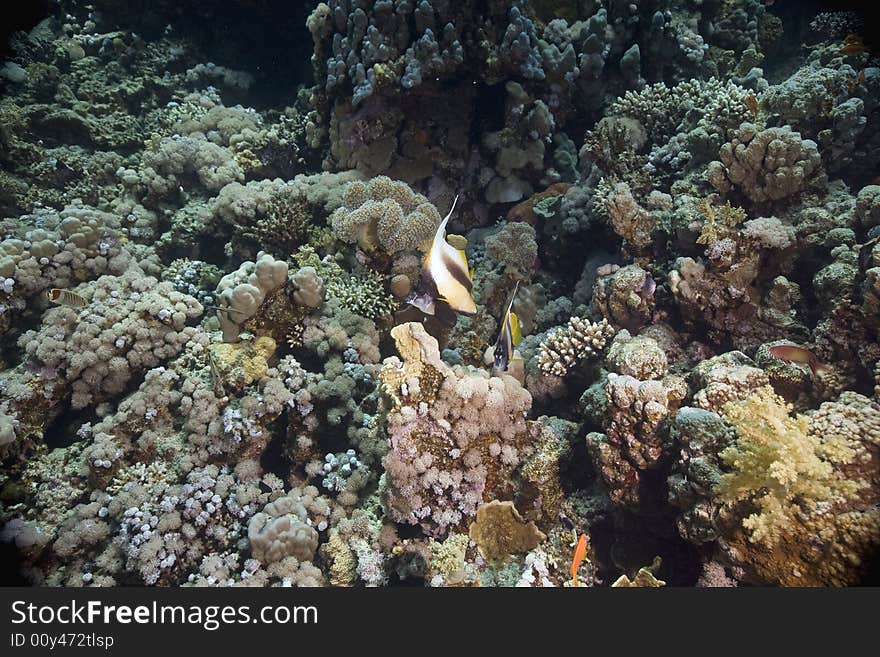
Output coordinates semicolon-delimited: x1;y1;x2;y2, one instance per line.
810;359;831;378
435;194;459;239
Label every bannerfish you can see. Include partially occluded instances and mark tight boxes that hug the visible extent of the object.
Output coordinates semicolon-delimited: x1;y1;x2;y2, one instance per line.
46;288;87;308
493;281;522;372
767;344;830;378
405;195;477;316
570;533;589;587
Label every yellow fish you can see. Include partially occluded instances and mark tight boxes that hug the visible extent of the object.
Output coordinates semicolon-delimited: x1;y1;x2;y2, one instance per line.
46;288;87;308
493;281;522;372
406;195;477;316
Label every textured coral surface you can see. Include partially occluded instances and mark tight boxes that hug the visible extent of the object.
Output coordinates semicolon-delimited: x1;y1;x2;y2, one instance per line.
0;0;878;589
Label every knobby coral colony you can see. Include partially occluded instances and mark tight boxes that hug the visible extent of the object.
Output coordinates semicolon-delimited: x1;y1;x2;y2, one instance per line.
0;0;878;589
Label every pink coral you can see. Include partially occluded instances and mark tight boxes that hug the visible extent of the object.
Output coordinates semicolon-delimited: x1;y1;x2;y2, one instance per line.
380;322;532;537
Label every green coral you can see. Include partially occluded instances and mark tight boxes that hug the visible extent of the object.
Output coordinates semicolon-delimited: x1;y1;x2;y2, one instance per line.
532;194;562;219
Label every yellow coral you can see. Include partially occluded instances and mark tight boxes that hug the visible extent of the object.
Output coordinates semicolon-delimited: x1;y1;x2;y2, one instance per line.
319;529;357;587
209;336;276;386
711;390;880;585
717;387;864;546
428;533;470;586
696;198;746;245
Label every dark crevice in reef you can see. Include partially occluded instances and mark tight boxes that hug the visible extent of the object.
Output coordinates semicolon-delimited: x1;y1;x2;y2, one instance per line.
260;416;290;482
82;0;319;108
0;0;52;59
0;541;29;585
43;404;97;450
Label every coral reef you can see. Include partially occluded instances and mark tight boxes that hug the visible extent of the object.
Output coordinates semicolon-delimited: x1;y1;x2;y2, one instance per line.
1;0;878;590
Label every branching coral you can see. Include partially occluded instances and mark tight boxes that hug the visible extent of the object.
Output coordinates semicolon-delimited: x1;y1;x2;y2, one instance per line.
696;199;747;245
714;388;879;585
716;387;853;545
536;317;614;377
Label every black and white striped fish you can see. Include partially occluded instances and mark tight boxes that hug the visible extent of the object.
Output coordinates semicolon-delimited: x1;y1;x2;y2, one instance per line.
405;195;477;316
493;281;522;372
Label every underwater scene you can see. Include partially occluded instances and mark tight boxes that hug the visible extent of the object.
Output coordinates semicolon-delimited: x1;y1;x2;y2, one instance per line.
0;0;878;588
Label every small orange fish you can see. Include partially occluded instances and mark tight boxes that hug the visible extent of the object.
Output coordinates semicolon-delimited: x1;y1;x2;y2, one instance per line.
767;345;830;378
744;94;759;119
570;533;589;587
839;43;868;55
847;69;866;94
844;34;863;44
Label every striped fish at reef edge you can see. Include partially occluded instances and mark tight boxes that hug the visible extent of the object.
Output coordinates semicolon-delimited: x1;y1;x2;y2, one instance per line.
493;281;522;372
405;195;477;316
46;288;88;308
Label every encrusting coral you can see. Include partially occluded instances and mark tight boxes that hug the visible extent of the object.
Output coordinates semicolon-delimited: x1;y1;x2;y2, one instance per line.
468;500;546;563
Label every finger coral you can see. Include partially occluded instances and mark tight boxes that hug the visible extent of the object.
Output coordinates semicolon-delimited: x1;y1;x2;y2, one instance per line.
537;316;614;377
331;176;440;255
